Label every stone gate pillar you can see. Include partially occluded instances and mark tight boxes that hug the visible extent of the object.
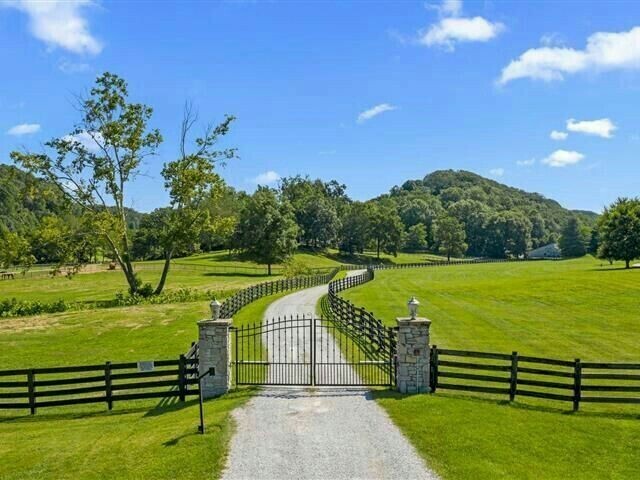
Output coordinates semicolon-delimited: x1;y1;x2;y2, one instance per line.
198;318;232;398
396;317;431;394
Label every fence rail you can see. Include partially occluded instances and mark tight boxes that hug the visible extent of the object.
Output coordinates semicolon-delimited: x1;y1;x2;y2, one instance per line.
219;269;340;319
431;347;640;410
326;269;396;356
0;354;199;414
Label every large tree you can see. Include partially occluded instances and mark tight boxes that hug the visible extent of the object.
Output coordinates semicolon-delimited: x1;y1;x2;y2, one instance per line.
484;211;532;258
449;199;490;256
280;176;345;248
11;72;162;294
153;103;237;294
434;216;467;261
11;74;235;295
0;228;34;271
559;217;586;257
234;186;298;275
338;201;370;254
404;223;428;251
597;198;640;269
367;203;404;259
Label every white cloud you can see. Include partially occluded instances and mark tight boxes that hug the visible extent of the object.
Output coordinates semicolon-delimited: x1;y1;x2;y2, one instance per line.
421;17;504;50
516;158;536;166
541;149;584;168
419;1;503;50
499;26;640;85
6;123;40;135
540;33;564;47
58;59;91;74
566;118;616;138
437;0;462;17
252;170;280;185
550;130;568;140
63;130;104;153
3;0;102;55
357;103;397;123
489;167;504;177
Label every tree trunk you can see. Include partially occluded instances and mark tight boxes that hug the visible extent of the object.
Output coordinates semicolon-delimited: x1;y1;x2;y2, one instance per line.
447;250;451;262
268;263;272;276
154;250;173;295
626;259;630;269
377;238;381;259
123;264;138;295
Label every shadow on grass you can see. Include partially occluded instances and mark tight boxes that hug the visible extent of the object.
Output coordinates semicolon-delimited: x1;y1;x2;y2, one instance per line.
370;390;640;421
202;272;273;279
0;388;259;425
588;266;637;272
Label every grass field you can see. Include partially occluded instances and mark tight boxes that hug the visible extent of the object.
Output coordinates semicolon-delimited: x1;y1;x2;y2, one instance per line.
0;249;445;306
341;256;640;479
0;268;275;304
0;290;288;479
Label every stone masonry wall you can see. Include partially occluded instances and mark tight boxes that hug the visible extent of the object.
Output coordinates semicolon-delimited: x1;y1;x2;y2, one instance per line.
198;319;232;398
396;317;431;394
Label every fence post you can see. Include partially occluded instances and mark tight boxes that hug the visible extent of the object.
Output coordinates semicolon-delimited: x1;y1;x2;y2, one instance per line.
509;351;518;402
573;358;582;412
430;346;438;393
105;361;113;410
178;354;186;402
198;317;233;399
396;316;431;394
27;369;36;415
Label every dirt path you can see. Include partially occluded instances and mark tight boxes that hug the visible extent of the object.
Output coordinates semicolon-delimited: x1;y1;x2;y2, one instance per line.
221;278;437;480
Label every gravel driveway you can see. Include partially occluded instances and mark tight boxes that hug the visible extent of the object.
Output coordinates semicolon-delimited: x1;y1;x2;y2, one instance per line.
221;276;437;480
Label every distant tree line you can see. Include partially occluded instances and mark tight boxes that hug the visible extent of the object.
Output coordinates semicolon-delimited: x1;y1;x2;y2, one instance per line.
3;75;639;295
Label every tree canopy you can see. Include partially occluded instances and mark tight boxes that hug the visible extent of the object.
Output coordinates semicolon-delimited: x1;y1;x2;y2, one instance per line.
234;186;299;275
597;198;640;269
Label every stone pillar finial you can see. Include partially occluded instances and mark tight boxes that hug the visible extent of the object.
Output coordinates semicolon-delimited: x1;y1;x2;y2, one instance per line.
396;317;431;394
198;318;232;398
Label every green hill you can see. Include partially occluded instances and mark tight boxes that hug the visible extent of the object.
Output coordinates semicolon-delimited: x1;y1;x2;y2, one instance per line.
378;169;598;255
0;164;68;233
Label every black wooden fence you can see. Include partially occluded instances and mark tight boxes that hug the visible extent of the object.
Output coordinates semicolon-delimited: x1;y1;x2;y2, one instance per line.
430;347;640;410
355;257;544;272
326;269;396;356
219;268;339;319
0;354;199;414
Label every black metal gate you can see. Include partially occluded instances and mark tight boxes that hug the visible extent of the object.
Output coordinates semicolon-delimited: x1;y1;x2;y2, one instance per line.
233;316;395;387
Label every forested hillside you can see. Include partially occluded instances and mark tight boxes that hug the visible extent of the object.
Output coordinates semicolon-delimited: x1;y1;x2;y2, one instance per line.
0;164;68;233
374;170;599;257
1;164;600;267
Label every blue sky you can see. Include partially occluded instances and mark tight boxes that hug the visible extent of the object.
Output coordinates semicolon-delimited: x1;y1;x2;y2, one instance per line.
1;0;639;213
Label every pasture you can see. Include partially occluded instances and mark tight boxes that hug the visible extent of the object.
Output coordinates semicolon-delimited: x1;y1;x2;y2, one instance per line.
0;249;442;306
342;257;640;479
0;292;287;479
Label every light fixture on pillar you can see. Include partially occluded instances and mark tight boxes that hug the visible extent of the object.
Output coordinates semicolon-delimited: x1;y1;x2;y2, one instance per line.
407;296;420;319
210;298;221;320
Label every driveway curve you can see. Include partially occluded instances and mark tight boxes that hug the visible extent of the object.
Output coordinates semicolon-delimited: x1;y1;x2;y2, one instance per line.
221;275;437;480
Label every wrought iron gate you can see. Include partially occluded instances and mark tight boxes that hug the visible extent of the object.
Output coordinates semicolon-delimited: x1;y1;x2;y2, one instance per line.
233;316;395;387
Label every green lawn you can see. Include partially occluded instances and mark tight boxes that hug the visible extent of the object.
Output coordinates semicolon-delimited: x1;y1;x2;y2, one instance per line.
0;288;289;479
0;248;445;306
342;257;640;360
341;256;640;479
0;268;275;304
